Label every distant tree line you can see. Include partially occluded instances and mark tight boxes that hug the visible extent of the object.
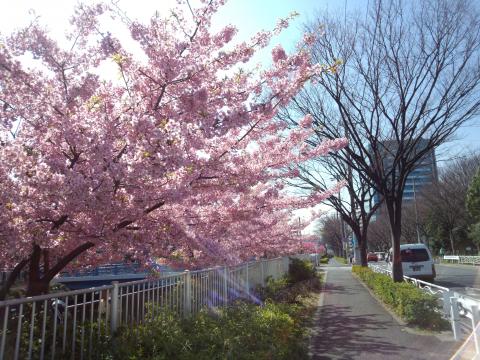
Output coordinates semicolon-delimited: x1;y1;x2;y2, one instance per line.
370;154;480;255
317;153;480;256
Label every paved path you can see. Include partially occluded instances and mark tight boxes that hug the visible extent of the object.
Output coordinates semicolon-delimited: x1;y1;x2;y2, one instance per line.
310;262;457;360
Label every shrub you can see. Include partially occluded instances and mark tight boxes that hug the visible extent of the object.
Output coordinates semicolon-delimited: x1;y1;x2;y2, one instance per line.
93;259;322;359
261;276;290;300
352;266;448;330
104;303;308;360
256;274;320;305
114;312;185;359
288;258;316;284
255;259;320;304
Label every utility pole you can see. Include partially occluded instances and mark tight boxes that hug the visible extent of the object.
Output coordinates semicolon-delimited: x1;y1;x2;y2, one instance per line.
413;178;421;243
332;176;348;258
337;190;347;258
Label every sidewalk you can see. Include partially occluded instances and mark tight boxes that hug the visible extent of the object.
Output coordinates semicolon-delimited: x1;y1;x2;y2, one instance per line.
309;262;458;360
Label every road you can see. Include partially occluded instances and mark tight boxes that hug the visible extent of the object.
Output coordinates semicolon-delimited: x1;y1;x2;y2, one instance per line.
435;264;480;293
373;261;480;294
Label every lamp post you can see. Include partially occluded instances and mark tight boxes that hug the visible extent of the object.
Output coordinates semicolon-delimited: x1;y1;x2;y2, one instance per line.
413;178;421;243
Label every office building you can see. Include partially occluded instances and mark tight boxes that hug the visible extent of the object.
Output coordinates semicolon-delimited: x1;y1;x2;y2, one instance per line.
372;138;437;209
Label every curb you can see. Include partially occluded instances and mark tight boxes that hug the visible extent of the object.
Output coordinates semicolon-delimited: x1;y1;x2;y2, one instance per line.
308;269;327;358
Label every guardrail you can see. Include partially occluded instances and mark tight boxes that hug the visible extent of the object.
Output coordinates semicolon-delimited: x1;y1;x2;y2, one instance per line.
443;255;480;265
59;263;145;277
369;263;480;357
0;256;296;360
1;264;148;288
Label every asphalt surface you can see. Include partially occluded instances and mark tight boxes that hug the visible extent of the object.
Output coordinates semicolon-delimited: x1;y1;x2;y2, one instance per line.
373;261;480;295
310;261;457;360
435;264;480;292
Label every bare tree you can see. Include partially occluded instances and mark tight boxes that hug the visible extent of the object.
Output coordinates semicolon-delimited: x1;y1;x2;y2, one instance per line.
367;215;391;252
316;214;349;256
423;153;480;253
367;203;429;253
282;0;480;281
283;147;382;266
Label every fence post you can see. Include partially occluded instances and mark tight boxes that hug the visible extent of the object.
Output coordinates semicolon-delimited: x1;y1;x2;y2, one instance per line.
443;291;453;317
223;266;228;307
450;297;461;340
184;271;191;317
283;257;289;276
471;305;480;354
111;281;119;333
261;260;265;287
245;263;250;298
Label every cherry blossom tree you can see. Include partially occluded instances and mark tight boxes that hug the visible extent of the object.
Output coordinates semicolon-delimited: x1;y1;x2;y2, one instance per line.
0;0;346;297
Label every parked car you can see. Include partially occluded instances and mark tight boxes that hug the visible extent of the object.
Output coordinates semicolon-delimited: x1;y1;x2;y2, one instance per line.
374;252;386;261
367;252;378;262
387;243;436;282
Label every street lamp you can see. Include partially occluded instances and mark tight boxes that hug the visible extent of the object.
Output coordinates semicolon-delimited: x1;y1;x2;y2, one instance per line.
413;178;421;244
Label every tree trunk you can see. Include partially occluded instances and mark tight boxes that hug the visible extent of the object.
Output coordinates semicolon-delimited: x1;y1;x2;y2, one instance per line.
353;228;368;266
43;249;50;273
449;229;456;255
26;276;50;297
386;197;404;282
25;242;94;297
26;244;43;296
359;231;368;267
391;224;403;282
0;259;28;301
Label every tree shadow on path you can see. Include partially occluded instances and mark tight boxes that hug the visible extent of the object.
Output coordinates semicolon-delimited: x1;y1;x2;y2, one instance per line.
309;281;455;360
310;304;406;360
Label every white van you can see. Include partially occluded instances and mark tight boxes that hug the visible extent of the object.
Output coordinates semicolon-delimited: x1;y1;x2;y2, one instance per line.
387;243;436;282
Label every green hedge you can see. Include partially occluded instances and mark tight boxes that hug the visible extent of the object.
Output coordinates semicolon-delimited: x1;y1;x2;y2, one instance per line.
103;302;307;360
352;266;448;330
96;260;321;359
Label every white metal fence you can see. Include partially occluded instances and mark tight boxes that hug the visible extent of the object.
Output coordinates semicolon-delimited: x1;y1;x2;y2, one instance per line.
369;264;480;358
443;255;480;266
0;256;295;360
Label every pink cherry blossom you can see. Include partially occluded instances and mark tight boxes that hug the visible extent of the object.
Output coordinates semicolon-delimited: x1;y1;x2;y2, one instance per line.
0;0;345;294
272;45;287;63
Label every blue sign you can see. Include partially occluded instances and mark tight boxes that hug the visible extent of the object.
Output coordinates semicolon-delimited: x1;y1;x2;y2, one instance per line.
352;234;358;248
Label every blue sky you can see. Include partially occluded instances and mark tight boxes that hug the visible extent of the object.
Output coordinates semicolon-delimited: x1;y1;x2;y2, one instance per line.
1;0;478;233
0;0;478;163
